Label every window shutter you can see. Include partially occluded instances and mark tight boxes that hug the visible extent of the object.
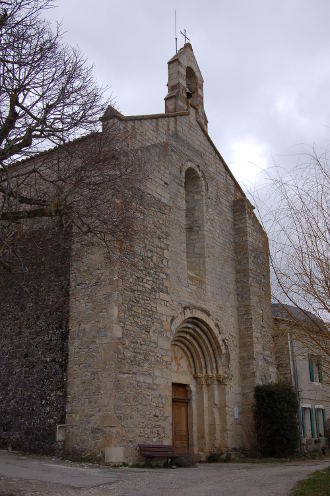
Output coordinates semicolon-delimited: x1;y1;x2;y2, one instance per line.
315;408;320;437
309;408;315;437
322;409;327;436
301;408;306;437
318;357;323;383
308;355;314;382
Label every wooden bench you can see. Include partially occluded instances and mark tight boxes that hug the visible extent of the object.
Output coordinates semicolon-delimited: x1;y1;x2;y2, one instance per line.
138;444;175;466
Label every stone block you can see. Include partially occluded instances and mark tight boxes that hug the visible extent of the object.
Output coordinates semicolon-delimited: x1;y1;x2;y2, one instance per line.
56;424;66;442
104;446;124;464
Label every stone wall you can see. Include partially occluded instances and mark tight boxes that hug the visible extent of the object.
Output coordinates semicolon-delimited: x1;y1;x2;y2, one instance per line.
234;197;277;450
0;220;70;453
272;320;292;384
0;107;278;462
65;108;276;462
65;144;171;462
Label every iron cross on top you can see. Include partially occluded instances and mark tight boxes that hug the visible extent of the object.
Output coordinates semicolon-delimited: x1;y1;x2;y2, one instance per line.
180;29;190;44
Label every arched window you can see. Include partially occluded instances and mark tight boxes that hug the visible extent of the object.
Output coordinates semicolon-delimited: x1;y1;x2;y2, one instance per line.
184;168;205;282
186;67;198;106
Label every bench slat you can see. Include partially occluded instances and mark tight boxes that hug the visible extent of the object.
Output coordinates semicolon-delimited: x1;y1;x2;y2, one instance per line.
141;451;174;455
139;450;174;454
138;444;175;458
139;445;173;450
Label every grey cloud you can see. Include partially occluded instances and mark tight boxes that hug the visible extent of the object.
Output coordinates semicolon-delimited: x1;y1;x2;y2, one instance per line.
47;0;330;184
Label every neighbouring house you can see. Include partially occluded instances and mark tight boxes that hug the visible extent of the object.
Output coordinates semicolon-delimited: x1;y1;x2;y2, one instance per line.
0;43;328;464
272;304;330;452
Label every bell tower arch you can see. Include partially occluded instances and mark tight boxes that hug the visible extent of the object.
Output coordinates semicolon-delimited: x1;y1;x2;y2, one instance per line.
165;43;208;129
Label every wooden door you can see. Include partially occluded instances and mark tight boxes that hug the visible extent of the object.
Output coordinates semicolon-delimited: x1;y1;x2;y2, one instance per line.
172;383;189;454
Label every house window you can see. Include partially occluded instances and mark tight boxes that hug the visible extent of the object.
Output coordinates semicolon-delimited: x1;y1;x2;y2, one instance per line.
301;407;315;438
315;407;327;438
308;355;323;383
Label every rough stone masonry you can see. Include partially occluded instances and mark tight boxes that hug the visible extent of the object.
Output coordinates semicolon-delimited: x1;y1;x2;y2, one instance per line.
0;43;278;464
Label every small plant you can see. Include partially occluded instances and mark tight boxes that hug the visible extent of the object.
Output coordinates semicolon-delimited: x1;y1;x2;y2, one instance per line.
207;452;221;463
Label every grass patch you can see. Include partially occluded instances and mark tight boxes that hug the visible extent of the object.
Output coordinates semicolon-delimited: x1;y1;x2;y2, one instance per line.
228;450;329;464
292;466;330;495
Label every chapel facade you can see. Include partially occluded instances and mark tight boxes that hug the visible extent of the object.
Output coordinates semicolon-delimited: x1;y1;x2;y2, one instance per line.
64;43;279;463
1;44;280;463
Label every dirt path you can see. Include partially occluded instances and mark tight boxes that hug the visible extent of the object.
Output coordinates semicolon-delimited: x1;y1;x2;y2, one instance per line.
0;450;329;496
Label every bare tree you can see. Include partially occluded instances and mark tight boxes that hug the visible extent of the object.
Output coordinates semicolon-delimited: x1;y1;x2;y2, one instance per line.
0;0;106;165
0;1;144;271
1;124;143;265
253;152;330;374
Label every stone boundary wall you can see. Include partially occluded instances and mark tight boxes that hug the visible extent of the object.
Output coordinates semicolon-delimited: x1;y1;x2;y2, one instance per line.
0;220;71;454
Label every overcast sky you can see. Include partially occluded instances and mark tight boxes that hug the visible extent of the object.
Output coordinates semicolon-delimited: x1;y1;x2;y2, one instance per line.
48;0;330;189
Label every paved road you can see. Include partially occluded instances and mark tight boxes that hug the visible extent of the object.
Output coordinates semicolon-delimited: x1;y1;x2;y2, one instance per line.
0;450;329;496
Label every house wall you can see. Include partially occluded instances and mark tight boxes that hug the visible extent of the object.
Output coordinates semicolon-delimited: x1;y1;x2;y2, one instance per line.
273;318;330;451
294;336;330;449
293;337;330;407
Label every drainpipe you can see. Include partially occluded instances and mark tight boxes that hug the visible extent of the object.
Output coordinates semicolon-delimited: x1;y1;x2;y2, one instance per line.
288;331;302;451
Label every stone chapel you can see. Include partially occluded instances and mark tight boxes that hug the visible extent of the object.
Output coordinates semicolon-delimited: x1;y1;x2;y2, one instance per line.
0;43;279;463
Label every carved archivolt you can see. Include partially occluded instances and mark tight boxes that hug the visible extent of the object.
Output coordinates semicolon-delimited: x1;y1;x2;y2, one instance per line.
171;309;230;384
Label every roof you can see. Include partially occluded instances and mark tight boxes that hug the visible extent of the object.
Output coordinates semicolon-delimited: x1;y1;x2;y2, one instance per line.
167;43;204;82
167;43;193;63
272;303;324;327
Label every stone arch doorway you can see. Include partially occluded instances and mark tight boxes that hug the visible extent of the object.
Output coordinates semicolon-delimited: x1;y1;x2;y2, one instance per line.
171;317;228;458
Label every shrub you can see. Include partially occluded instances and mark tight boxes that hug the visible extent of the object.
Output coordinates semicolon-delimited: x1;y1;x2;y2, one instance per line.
254;383;299;457
207;452;222;463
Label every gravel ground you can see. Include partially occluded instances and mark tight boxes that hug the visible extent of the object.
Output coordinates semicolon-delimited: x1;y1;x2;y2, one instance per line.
0;450;329;496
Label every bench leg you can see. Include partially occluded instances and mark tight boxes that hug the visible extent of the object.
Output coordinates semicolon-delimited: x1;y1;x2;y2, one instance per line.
167;456;176;468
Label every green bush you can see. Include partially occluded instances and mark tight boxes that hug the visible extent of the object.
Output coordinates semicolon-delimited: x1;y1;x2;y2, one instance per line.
254;383;299;457
207;452;222;463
